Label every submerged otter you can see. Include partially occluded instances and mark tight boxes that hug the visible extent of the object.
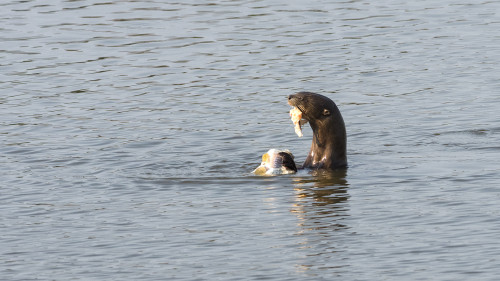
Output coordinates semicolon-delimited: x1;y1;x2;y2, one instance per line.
254;92;347;175
253;149;297;176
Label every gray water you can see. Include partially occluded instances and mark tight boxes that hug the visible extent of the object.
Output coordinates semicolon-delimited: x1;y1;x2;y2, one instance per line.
1;0;500;280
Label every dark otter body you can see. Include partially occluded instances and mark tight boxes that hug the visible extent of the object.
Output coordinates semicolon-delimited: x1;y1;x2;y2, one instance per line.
288;92;347;169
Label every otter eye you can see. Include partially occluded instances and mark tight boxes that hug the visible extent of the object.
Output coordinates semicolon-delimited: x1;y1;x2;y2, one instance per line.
297;96;304;101
323;109;330;116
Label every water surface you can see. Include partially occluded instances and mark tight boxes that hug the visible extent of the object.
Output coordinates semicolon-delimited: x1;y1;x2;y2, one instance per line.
1;0;500;280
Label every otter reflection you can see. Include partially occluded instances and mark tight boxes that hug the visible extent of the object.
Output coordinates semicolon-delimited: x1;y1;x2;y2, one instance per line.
291;169;350;273
291;170;349;231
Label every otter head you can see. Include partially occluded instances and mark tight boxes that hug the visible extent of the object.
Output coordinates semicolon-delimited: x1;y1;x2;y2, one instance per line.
253;149;297;176
288;91;347;169
288;92;335;124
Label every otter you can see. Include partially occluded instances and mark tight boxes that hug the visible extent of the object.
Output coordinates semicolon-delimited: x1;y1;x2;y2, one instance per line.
253;149;297;176
253;91;347;175
288;92;347;170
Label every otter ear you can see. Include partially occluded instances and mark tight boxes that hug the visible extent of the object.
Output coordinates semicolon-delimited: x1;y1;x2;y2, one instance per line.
323;109;331;116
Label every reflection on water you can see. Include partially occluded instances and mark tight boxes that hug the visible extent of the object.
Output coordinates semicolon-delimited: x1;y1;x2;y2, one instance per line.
290;170;350;274
292;170;349;229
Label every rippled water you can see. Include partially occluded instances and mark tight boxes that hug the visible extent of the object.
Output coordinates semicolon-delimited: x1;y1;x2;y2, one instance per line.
2;0;500;280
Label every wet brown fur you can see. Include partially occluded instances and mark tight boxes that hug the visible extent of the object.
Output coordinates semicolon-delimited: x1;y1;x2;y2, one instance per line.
277;151;297;172
288;92;347;169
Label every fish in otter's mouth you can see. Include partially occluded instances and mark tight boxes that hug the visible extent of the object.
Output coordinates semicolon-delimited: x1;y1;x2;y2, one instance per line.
289;107;308;137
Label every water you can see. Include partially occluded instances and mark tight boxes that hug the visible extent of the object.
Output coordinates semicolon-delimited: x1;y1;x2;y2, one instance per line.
1;0;500;280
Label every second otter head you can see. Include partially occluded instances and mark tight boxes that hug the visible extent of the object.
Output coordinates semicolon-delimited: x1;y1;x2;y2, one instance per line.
253;149;297;175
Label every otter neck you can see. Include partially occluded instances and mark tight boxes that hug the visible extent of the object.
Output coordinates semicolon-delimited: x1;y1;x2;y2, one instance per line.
303;115;347;169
